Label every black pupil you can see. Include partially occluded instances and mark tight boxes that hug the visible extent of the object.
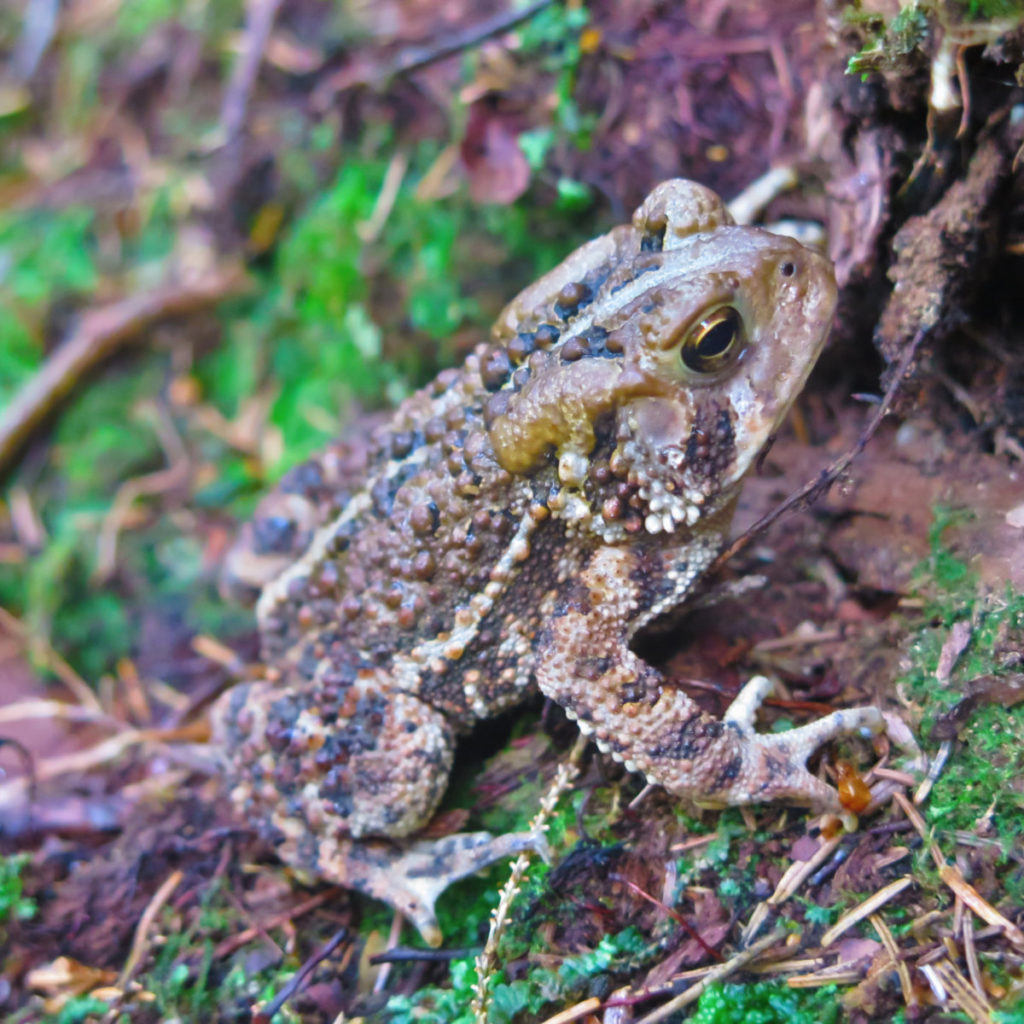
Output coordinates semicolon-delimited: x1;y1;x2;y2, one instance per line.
696;316;736;358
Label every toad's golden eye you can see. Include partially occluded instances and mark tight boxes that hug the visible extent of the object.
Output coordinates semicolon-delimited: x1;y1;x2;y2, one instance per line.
680;307;744;374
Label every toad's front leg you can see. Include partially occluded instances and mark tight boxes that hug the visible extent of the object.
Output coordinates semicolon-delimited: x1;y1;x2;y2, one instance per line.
534;546;884;818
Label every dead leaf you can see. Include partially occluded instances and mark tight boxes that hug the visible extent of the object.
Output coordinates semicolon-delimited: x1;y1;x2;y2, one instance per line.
461;105;531;204
26;955;117;997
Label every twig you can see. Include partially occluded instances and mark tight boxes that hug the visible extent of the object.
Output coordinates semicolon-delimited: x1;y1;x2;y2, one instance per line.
635;927;789;1024
741;833;842;945
539;997;602;1024
711;325;928;573
369;946;478;965
253;928;348;1024
0;736;35;832
220;885;285;963
924;957;996;1024
373;907;404;994
914;737;952;805
211;887;344;961
0;605;102;711
0;730;146;809
783;964;866;987
938;862;1024;952
0;698;122;728
313;0;554;106
870;912;917;1011
113;869;184;996
963;913;984;1000
11;0;59;83
0;264;249;479
219;0;285;141
819;876;914;948
356;150;409;243
895;790;1024;951
612;874;723;961
94;404;191;582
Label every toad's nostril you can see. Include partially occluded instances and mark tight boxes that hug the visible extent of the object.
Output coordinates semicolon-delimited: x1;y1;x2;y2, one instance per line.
780;261;796;278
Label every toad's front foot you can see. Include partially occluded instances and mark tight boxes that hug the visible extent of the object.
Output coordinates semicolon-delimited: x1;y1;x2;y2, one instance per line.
695;675;887;824
290;829;550;947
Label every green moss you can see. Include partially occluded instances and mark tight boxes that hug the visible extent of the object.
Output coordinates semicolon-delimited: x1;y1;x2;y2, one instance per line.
994;989;1024;1021
690;980;841;1024
846;2;930;78
896;511;1024;858
927;701;1024;844
798;898;840;928
845;1;1024;79
114;0;191;38
877;506;1024;976
516;3;595;152
953;0;1024;16
0;854;36;926
201;147;589;482
383;927;648;1024
38;996;111;1024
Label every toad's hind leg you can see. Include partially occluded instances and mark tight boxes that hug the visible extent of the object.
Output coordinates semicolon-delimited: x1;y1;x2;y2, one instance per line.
213;677;546;946
314;830;548;947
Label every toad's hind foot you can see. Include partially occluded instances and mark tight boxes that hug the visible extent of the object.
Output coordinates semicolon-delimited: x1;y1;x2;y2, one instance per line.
699;675;887;823
297;830;550;947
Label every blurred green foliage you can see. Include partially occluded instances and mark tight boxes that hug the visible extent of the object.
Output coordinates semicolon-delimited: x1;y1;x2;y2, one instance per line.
0;0;601;692
202;151;589;477
0;853;37;926
0;207;98;406
0;135;594;681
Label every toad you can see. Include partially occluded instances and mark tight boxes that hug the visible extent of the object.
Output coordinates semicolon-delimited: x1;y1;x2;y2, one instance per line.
214;179;887;945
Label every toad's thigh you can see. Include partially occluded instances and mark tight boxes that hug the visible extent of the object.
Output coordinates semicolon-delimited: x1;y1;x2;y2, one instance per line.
214;676;455;840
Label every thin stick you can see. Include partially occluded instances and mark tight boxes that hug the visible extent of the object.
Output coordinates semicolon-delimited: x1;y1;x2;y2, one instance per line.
0;606;101;711
114;869;184;994
0;698;122;728
711;326;928;572
253;928;348;1023
539;997;602;1024
0;731;144;808
313;0;555;104
820;877;914;948
219;0;285;140
211;888;344;961
870;912;916;1010
635;927;789;1024
0;264;248;478
938;863;1024;952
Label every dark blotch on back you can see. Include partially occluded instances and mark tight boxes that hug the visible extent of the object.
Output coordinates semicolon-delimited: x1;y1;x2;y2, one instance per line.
508;324;559;364
370;460;421;518
481;348;512;391
559;326;623;364
252;515;298;555
554;281;592;320
281;459;323;496
391;430;421;459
